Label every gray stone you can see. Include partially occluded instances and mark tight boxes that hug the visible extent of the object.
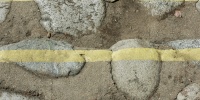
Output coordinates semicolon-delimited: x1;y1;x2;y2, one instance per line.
34;0;105;36
105;0;116;3
110;39;161;100
177;83;200;100
167;39;200;49
140;0;183;16
110;39;154;51
0;38;85;77
0;91;40;100
196;0;200;12
0;1;11;23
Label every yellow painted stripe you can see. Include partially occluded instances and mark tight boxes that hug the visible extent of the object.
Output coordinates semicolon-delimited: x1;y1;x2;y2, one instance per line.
112;48;160;61
0;48;200;62
75;50;112;62
158;48;200;61
113;48;200;61
0;50;85;63
0;50;112;63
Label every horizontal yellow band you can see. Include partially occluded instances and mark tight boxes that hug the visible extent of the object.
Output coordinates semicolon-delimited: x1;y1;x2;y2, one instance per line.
112;48;160;61
0;48;200;62
158;48;200;61
0;50;112;62
113;48;200;61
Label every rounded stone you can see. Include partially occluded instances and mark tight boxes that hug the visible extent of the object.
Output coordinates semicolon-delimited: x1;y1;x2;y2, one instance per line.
110;39;161;100
140;0;184;16
167;39;200;49
34;0;105;36
177;83;200;100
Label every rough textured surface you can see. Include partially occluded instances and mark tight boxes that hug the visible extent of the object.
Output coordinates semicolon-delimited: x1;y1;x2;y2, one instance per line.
177;83;200;100
34;0;105;36
110;39;153;51
140;0;184;16
1;0;200;100
150;62;188;100
0;62;127;100
196;0;200;12
0;1;200;49
105;0;116;3
0;38;85;77
167;39;200;49
51;62;128;100
0;1;11;23
111;39;161;100
0;91;40;100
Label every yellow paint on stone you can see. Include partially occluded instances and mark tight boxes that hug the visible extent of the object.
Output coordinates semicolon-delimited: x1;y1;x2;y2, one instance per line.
0;48;200;62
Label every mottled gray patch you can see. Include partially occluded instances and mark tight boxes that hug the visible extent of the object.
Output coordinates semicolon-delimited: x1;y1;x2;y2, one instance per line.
34;0;105;36
0;38;85;77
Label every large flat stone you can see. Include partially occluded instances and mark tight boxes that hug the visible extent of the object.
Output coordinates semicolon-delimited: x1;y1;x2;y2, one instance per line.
34;0;105;36
0;38;85;77
0;62;122;100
